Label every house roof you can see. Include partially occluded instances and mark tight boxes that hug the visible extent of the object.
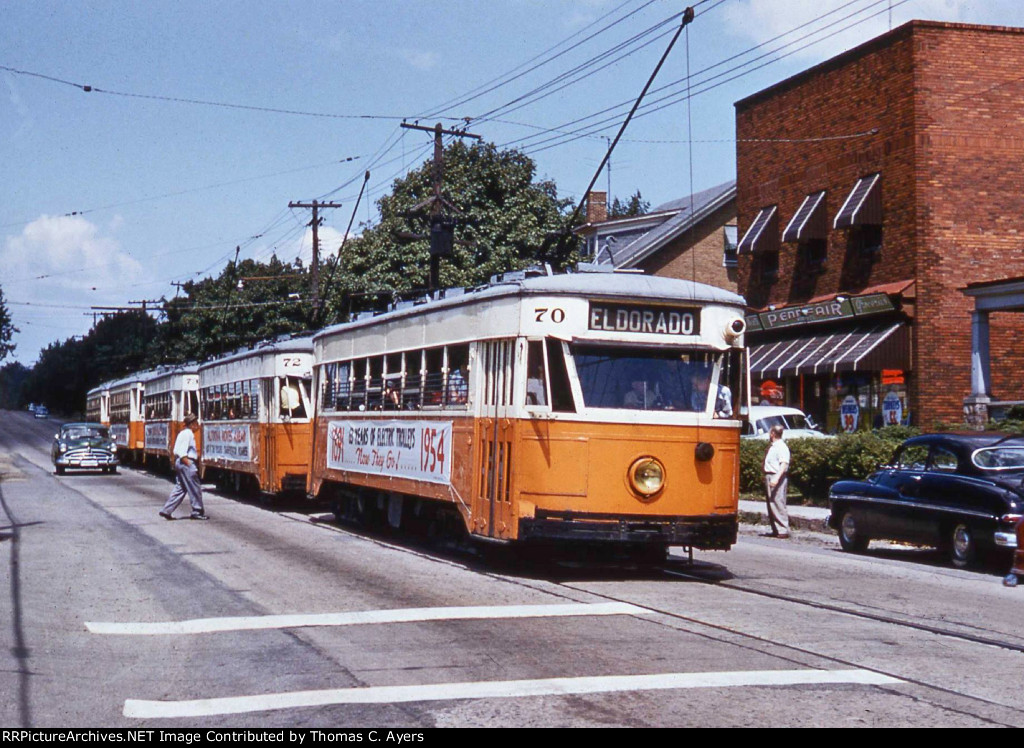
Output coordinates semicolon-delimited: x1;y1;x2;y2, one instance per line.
594;180;736;269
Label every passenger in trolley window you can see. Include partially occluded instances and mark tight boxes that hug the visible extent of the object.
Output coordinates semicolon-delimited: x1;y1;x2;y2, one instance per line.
714;382;734;418
527;364;547;406
686;368;710;412
159;413;208;521
624;378;659;409
447;366;468;405
380;379;401;410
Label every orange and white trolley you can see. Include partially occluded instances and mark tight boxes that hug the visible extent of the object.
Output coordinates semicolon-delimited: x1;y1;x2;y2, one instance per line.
106;370;155;462
310;270;748;552
142;364;200;471
86;383;110;427
198;337;314;495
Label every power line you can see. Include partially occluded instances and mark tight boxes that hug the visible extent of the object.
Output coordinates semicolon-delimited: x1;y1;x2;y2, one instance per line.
516;0;908;156
0;64;457;122
500;0;882;153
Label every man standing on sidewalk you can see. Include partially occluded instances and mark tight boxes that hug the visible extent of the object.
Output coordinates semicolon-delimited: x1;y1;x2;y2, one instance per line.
764;424;790;538
160;413;209;521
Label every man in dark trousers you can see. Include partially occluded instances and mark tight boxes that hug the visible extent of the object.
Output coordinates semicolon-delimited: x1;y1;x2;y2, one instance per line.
160;413;208;520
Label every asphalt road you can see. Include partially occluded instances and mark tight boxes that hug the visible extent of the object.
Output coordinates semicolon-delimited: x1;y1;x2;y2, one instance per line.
1;410;1022;728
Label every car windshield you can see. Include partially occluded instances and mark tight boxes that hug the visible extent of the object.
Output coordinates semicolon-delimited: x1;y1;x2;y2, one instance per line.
972;447;1024;471
571;345;723;412
63;427;109;440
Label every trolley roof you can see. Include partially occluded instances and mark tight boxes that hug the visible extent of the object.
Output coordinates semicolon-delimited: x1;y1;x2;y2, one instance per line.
197;335;315;373
313;271;745;344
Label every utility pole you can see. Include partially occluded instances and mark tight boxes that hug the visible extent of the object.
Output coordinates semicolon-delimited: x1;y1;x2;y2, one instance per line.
399;122;481;290
288;199;342;312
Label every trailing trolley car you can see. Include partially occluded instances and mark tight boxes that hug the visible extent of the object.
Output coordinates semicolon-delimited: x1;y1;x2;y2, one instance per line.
198;337;314;495
311;270;748;552
86;384;110;427
106;369;156;463
142;364;200;471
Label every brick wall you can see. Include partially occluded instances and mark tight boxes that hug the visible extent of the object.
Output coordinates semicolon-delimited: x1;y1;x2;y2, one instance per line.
637;203;738;293
735;21;1024;425
913;24;1024;422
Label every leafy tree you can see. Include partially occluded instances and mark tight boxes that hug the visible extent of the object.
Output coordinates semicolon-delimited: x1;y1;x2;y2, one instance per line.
155;256;312;364
0;362;30;410
320;141;576;324
608;190;650;218
0;285;16;363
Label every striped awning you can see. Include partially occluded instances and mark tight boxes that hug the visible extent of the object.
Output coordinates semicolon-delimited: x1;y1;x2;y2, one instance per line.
834;173;882;228
783;190;827;242
749;322;909;378
737;205;778;254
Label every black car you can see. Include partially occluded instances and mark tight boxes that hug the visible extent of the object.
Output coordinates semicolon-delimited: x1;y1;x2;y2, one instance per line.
829;433;1024;567
51;422;119;475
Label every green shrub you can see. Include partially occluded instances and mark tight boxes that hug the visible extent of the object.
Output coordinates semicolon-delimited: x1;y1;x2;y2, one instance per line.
738;426;920;504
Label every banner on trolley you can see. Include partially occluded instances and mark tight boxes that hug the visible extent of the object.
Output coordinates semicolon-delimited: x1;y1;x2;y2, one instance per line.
110;424;129;448
203;423;252;462
144;422;169;450
326;419;452;485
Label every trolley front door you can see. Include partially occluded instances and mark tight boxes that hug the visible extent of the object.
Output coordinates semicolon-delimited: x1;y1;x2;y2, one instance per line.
476;339;515;539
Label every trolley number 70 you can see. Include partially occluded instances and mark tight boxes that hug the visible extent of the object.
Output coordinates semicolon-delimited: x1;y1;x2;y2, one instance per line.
420;426;447;476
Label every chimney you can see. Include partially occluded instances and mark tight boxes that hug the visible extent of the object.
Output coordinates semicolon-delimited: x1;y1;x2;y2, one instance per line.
585;191;607;224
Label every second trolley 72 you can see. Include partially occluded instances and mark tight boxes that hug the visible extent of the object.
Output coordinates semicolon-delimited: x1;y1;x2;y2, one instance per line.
310;271;748;552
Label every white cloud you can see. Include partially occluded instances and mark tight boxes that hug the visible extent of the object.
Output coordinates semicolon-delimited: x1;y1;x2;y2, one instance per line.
1;215;146;361
268;225;349;267
721;0;1024;64
397;48;440;71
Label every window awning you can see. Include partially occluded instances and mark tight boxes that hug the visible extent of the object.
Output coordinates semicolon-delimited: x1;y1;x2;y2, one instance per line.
834;173;881;228
783;190;827;242
737;205;778;254
749;323;909;379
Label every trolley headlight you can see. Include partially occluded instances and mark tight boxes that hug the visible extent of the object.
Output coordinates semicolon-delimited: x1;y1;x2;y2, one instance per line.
628;457;665;498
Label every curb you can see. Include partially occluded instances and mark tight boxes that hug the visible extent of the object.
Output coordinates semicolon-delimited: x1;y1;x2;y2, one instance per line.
738;509;832;534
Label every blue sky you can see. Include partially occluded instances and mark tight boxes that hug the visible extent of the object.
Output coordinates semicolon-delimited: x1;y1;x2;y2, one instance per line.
3;0;1022;364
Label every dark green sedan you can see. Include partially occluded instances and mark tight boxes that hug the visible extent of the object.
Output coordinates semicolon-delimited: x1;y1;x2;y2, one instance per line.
51;422;119;475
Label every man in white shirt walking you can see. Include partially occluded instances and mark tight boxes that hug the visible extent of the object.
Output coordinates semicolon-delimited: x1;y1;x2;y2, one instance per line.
763;423;790;538
160;413;208;520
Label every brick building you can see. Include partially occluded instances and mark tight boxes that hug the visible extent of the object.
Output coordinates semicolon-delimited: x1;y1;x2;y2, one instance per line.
735;20;1024;431
574;183;738;293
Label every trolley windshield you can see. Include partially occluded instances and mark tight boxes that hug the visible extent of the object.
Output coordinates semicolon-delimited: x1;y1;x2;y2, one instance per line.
571;344;736;415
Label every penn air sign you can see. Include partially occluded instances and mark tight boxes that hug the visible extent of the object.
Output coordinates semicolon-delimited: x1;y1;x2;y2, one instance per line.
588;302;700;336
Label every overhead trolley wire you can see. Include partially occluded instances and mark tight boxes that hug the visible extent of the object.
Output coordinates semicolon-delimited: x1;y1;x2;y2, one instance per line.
0;64;457;123
496;0;880;152
515;0;907;155
423;0;660;119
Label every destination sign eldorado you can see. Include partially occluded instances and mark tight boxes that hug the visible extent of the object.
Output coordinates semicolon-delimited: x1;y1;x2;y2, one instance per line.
589;302;700;336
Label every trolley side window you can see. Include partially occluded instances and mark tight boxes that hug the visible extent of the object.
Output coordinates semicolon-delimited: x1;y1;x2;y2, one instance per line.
280;376;309;419
446;344;469;407
423;348;445;407
403;351;424;410
546;339;575;413
525;341;547;407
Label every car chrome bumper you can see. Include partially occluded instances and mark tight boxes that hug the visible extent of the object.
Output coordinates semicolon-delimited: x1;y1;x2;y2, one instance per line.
55;455;118;468
994;531;1018;549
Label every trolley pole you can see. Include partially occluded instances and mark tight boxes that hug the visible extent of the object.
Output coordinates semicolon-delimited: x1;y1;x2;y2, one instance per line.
288;199;343;312
399;122;480;290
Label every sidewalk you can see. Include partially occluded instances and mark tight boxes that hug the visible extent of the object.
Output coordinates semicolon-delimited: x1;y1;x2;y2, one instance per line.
738;498;832;533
